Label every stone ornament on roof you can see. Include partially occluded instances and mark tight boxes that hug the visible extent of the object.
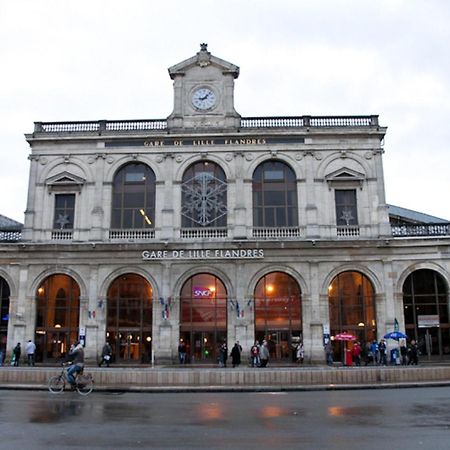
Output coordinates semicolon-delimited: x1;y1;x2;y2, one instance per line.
197;43;211;67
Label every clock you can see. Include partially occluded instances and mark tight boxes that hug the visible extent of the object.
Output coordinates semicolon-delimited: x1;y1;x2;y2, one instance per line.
191;87;217;110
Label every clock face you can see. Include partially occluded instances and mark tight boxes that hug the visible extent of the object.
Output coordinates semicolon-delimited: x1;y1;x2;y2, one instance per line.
192;87;217;110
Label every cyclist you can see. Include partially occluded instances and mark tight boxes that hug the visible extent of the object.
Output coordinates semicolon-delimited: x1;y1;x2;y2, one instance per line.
66;341;85;389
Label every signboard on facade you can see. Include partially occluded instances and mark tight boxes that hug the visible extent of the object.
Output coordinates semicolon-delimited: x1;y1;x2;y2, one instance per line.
417;315;440;328
142;248;264;260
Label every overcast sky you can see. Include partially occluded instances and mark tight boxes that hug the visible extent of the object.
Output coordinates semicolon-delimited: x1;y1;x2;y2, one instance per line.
1;0;449;223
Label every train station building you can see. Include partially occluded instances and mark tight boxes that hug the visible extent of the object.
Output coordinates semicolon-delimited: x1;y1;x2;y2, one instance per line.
1;44;449;364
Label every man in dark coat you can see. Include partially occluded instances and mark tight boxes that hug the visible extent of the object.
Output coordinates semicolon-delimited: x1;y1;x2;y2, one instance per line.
230;341;242;368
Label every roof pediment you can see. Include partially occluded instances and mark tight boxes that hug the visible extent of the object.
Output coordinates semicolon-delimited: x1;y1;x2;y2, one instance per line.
168;43;239;79
325;167;366;181
45;171;85;192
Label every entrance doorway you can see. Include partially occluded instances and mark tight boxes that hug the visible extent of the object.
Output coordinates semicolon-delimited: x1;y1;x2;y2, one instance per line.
254;272;302;362
0;277;10;360
403;269;450;358
106;274;153;364
35;274;80;362
180;273;227;363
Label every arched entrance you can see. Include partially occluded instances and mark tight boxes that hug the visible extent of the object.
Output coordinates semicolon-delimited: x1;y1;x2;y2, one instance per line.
180;273;227;363
254;272;302;362
0;277;10;361
35;274;80;362
403;269;449;358
328;271;377;361
106;273;153;364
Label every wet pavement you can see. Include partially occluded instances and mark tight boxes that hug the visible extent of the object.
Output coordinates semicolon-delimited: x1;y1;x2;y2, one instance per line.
1;387;450;449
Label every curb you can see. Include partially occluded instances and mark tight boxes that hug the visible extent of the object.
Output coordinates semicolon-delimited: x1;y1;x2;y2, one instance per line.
2;380;450;393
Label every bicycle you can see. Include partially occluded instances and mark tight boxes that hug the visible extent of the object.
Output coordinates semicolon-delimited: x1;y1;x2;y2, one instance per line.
48;363;94;396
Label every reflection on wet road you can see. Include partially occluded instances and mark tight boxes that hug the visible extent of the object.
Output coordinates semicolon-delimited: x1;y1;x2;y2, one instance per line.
1;387;450;449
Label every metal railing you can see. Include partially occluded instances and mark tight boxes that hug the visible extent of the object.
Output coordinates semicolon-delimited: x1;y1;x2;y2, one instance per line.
391;223;450;237
0;230;22;242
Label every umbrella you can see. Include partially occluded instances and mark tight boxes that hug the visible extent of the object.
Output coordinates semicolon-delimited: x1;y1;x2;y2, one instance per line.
384;331;407;340
334;332;357;341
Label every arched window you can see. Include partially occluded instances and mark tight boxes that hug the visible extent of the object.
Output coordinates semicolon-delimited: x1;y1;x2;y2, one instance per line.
35;274;80;362
252;160;298;227
0;277;10;355
107;274;153;363
328;271;376;350
181;161;227;228
111;163;156;229
254;272;302;361
403;269;449;356
180;273;227;362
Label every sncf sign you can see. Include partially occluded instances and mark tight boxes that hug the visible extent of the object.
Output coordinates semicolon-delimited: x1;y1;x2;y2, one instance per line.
193;287;213;298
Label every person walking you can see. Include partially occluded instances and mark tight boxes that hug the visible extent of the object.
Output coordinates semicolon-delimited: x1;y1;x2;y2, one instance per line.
178;340;187;364
250;341;260;367
296;341;304;364
12;342;21;366
407;340;419;365
325;341;333;366
378;339;387;366
26;340;36;366
219;341;228;368
400;342;408;365
230;341;242;368
370;340;379;365
98;341;113;367
259;340;269;367
352;341;362;366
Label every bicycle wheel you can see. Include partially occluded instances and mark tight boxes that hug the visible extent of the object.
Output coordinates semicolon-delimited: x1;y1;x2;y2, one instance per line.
48;375;65;394
76;374;94;396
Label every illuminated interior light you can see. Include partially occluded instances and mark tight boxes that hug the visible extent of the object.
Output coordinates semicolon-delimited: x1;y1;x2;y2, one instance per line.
55;324;61;328
37;287;44;295
146;336;152;342
139;208;152;225
266;284;274;293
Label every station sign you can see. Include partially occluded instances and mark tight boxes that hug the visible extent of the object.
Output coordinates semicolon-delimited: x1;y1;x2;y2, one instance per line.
142;248;264;260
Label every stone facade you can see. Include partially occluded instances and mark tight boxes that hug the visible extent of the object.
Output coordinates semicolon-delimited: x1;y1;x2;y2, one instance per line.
1;45;449;365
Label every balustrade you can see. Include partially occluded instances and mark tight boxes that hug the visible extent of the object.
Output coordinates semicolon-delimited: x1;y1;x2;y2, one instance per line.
51;230;73;240
33;115;379;134
252;227;304;239
109;229;155;240
336;226;360;238
180;228;228;239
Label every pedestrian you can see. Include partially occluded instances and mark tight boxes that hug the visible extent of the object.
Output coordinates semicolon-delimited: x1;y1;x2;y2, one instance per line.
219;340;228;368
26;340;36;366
12;342;21;366
178;339;187;364
378;339;387;365
400;342;408;365
370;340;379;365
296;341;304;364
230;341;242;368
259;340;269;367
98;341;113;367
352;341;362;366
250;341;260;367
407;340;419;365
325;341;333;366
